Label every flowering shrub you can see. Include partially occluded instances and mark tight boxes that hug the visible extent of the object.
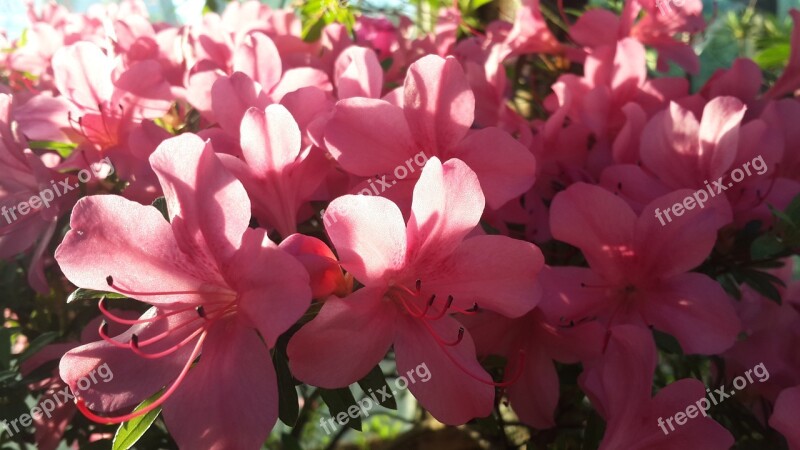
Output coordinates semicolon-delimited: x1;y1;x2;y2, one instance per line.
1;0;799;449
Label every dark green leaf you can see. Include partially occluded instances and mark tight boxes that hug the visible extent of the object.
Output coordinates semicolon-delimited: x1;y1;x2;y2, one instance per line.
357;365;396;410
742;269;784;304
653;328;683;355
111;391;163;450
380;57;394;71
0;327;11;370
750;233;784;260
281;433;302;450
716;273;741;300
273;345;299;426
0;369;18;384
151;197;169;222
319;387;361;431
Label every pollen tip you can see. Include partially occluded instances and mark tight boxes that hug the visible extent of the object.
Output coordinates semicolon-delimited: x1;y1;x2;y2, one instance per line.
106;275;114;286
130;334;139;349
196;305;206;318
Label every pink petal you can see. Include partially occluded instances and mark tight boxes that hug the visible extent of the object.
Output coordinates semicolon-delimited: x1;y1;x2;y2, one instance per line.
453;127;537;209
232;32;282;93
279;233;346;299
210;71;271;138
639;379;734;449
696;96;747;178
770;386;800;449
240;104;301;173
549;183;636;283
150;133;251;269
55;196;219;304
643;273;740;355
334;45;383;99
639;102;702;187
270;67;332;101
394;315;494;425
324;194;407;285
162;318;277;450
507;345;559;428
287;287;396;387
403;55;474;152
52;42;111;111
229;228;311;346
59;308;200;412
324;98;416;176
423;235;543;318
407;157;484;264
636;189;731;278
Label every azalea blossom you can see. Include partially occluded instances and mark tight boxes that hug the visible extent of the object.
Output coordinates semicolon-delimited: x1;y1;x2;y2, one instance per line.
55;133;311;448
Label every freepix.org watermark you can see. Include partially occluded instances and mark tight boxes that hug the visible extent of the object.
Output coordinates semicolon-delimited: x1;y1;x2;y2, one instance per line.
1;363;114;437
1;157;114;226
319;362;432;435
654;155;767;227
657;362;769;435
322;151;429;229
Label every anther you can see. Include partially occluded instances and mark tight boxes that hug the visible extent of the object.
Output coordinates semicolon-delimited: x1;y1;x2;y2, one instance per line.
106;275;114;286
130;334;139;349
196;306;206;318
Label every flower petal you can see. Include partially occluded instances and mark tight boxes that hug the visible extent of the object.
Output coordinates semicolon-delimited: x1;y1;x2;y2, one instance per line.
287;287;397;387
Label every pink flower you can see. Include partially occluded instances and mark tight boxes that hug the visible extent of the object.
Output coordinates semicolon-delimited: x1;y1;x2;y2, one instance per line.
55;133;311;449
324;55;537;210
464;307;604;428
218;104;330;238
547;182;740;354
0;94;78;293
287;157;543;424
770;385;800;449
580;325;734;449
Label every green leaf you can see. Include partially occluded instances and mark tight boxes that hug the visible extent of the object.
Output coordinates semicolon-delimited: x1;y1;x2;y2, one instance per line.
111;391;163;450
357;365;396;410
742;269;785;305
0;369;17;384
66;288;126;304
750;233;785;260
652;328;683;355
319;387;362;431
17;331;59;364
151;197;169;222
716;273;741;300
281;433;302;450
28;140;78;158
0;328;11;370
273;344;299;426
784;193;800;225
754;43;791;70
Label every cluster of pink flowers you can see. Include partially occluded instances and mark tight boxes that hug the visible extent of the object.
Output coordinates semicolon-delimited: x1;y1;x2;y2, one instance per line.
2;0;800;448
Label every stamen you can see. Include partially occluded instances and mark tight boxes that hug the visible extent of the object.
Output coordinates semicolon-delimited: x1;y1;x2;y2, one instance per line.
129;327;204;359
98;297;202;325
75;330;208;424
106;275;235;300
97;321;128;349
196;306;206;318
427;295;453;320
